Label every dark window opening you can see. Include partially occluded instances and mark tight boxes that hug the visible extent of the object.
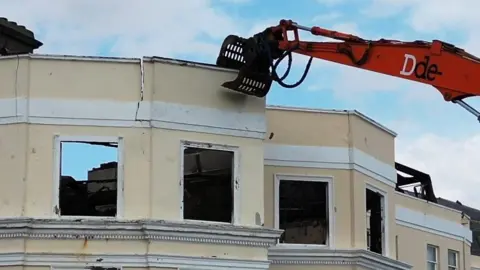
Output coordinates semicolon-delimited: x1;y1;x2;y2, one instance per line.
183;146;234;223
366;188;384;255
278;180;329;245
59;141;118;217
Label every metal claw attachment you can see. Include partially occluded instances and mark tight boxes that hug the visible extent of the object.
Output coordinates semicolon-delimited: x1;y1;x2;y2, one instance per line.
216;30;281;97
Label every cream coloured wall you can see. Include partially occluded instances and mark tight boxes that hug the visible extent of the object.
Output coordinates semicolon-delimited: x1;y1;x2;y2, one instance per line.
263;99;472;270
0;267;49;270
265;106;396;165
0;55;277;270
145;58;266;113
396;224;470;270
394;191;471;270
0;266;178;270
28;56;142;101
0;57;29;99
395;191;466;223
0;124;27;217
13;124;264;224
471;255;480;269
264;103;398;258
270;266;354;270
0;55;267;226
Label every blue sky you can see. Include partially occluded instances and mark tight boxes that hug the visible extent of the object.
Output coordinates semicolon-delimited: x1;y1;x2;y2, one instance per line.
4;0;480;207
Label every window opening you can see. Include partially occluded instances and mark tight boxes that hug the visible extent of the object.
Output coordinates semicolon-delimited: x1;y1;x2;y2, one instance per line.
278;179;329;245
427;245;438;270
366;188;384;255
59;141;118;217
183;146;234;223
448;249;458;270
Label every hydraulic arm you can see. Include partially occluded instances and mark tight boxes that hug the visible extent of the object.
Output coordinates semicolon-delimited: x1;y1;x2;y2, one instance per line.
215;19;480;122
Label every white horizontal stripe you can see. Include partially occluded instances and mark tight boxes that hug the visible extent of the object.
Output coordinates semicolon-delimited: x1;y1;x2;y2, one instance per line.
0;98;266;139
395;205;472;244
264;143;397;186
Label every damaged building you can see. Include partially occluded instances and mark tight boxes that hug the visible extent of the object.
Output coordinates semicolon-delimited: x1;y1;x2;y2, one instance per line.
0;17;477;270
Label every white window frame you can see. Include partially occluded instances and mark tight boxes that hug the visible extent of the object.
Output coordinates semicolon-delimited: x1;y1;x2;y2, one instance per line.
274;173;335;248
53;135;124;219
179;140;240;225
448;249;459;270
365;183;389;257
427;244;439;270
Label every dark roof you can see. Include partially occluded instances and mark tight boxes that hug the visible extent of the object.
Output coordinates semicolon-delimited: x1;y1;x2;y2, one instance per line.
0;17;43;55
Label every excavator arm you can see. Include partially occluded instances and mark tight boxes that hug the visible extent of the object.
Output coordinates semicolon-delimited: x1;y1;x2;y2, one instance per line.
215;19;480;122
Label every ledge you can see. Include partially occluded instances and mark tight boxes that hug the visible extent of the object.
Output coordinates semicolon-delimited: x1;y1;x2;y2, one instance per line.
0;218;283;248
0;252;271;270
268;246;412;270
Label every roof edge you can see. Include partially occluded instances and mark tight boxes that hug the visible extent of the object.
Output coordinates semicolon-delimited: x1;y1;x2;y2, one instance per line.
266;105;397;137
144;56;238;73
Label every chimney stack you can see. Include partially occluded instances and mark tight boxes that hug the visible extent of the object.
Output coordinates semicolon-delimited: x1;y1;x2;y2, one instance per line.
0;17;43;56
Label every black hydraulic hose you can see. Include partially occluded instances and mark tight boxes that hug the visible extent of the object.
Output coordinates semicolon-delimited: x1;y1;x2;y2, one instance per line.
256;35;313;89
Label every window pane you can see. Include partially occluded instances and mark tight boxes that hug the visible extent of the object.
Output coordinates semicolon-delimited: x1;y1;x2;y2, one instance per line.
448;267;456;270
448;251;457;266
427;262;436;270
427;246;436;261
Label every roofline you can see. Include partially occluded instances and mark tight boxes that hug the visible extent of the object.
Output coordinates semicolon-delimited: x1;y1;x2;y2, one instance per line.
0;53;141;63
144;56;238;73
0;53;396;136
0;54;239;73
395;191;465;216
266;105;397;137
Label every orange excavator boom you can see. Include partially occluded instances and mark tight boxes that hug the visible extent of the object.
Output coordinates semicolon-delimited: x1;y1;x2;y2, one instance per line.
215;19;480;122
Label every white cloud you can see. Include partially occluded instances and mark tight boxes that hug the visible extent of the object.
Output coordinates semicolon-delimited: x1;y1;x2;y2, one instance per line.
363;0;480;53
396;133;480;208
1;0;251;58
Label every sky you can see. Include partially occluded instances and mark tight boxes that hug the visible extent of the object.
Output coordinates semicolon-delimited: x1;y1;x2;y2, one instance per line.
3;0;480;208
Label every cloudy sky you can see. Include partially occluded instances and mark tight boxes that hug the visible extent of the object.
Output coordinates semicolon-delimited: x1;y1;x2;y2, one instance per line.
3;0;480;208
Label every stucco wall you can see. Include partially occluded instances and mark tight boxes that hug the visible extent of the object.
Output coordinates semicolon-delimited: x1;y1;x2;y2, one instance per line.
0;55;267;226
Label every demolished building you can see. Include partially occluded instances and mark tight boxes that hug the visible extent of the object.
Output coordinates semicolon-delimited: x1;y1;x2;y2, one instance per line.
0;17;476;270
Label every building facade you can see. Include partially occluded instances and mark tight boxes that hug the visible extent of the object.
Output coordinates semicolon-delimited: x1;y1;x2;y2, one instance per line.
0;54;475;270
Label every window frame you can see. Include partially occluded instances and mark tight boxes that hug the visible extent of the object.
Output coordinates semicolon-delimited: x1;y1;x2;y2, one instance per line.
52;135;125;219
273;173;335;248
448;249;459;270
427;244;439;270
365;183;389;256
179;140;240;225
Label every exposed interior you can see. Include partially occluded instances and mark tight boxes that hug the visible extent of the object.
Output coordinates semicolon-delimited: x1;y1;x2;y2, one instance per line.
183;146;234;223
395;162;437;203
366;188;384;255
278;179;329;245
59;141;118;217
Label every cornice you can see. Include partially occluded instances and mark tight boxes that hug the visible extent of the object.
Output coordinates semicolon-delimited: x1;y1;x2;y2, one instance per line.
0;252;271;270
0;218;283;248
268;247;412;270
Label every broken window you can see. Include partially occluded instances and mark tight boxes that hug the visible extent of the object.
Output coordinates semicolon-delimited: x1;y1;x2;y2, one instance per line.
182;145;235;223
278;178;330;245
366;188;385;255
58;140;119;217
